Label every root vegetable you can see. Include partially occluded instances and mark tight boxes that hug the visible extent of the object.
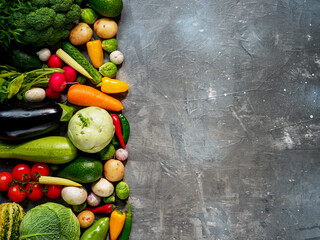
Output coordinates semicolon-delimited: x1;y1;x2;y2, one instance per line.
94;18;118;39
69;22;93;45
115;148;128;161
87;192;101;207
91;178;114;197
25;88;46;102
45;87;60;99
61;186;88;205
63;66;77;82
47;54;63;68
77;210;95;228
104;159;124;182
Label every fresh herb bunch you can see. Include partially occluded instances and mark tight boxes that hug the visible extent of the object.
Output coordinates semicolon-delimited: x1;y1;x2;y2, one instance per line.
0;0;29;50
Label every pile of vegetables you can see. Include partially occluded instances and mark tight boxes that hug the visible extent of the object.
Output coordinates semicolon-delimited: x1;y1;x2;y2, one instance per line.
0;0;134;239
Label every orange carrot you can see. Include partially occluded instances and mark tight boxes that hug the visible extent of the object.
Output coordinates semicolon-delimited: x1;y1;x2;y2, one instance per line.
67;84;123;111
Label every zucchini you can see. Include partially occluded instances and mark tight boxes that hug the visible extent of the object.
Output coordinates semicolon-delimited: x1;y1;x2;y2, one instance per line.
0;102;75;141
62;42;102;85
0;136;77;164
0;202;25;240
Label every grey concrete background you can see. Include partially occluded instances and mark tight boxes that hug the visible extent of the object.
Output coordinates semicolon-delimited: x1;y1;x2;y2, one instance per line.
118;0;320;239
1;0;320;239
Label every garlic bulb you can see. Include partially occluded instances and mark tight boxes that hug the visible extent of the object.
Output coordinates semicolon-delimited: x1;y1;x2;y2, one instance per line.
36;48;51;61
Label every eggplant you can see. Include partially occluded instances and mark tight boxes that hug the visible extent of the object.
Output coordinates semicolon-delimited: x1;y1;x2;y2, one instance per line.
0;102;75;141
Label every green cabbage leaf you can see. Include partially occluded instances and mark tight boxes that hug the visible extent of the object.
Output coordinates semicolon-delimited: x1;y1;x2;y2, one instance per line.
19;202;80;240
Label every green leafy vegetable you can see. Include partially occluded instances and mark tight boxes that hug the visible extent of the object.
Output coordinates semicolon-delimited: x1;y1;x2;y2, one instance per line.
19;202;80;240
0;65;63;103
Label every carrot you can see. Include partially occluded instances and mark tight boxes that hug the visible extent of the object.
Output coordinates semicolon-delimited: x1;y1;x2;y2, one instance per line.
67;84;123;111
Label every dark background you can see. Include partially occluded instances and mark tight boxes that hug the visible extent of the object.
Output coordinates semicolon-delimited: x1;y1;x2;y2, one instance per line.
2;0;320;239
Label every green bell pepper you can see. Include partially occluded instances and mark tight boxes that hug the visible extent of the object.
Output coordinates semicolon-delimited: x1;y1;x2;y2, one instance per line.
80;217;110;240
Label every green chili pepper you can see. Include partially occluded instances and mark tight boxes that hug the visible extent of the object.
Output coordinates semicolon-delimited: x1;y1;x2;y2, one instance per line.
112;113;130;148
80;217;110;240
119;201;132;240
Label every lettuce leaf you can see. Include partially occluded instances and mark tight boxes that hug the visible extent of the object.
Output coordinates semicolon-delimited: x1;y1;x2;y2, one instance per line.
19;202;80;240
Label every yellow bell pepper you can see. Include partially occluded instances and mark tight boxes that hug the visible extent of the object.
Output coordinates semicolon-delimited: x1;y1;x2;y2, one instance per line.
86;39;104;68
101;77;129;94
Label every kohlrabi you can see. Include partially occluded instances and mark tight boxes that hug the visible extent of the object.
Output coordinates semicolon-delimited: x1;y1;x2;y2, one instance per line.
68;106;115;153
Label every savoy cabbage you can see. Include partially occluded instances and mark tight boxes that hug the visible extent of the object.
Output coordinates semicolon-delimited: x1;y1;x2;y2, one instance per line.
19;202;80;240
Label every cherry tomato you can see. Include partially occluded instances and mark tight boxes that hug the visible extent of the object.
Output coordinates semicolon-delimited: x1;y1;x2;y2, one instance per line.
26;183;44;201
44;185;62;199
12;164;31;182
31;163;50;181
8;184;27;202
0;172;13;192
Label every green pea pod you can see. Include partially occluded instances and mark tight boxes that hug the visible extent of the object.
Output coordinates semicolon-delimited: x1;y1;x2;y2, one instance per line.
80;217;110;240
112;113;130;148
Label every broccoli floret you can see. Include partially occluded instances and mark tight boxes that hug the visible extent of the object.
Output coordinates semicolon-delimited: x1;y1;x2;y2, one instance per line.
50;0;73;12
9;12;28;29
74;0;83;5
31;0;49;7
37;27;55;43
53;13;67;28
9;1;82;47
49;29;70;46
66;4;81;23
26;7;56;31
20;28;40;44
64;23;75;30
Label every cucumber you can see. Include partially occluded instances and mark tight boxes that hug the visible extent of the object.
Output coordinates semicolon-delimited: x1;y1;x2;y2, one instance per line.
62;42;102;85
56;156;103;183
9;49;42;71
0;136;77;164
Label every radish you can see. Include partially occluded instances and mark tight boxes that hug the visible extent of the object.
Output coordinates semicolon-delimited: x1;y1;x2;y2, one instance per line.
49;72;78;93
48;54;63;68
49;73;67;92
45;87;60;99
63;66;77;82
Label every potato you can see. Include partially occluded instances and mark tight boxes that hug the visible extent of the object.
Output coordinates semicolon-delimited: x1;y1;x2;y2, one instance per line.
77;210;95;228
104;159;124;182
69;22;93;45
94;18;118;39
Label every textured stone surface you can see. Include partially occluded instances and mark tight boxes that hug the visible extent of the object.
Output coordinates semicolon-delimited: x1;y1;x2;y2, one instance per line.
1;0;320;239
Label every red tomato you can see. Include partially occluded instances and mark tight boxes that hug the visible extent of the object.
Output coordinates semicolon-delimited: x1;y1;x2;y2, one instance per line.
12;164;31;182
26;183;44;201
0;172;13;191
44;185;62;199
31;163;50;181
8;184;27;202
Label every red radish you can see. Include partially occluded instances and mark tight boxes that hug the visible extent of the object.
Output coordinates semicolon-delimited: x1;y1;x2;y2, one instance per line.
49;73;67;92
63;66;77;82
45;87;60;99
48;54;63;68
